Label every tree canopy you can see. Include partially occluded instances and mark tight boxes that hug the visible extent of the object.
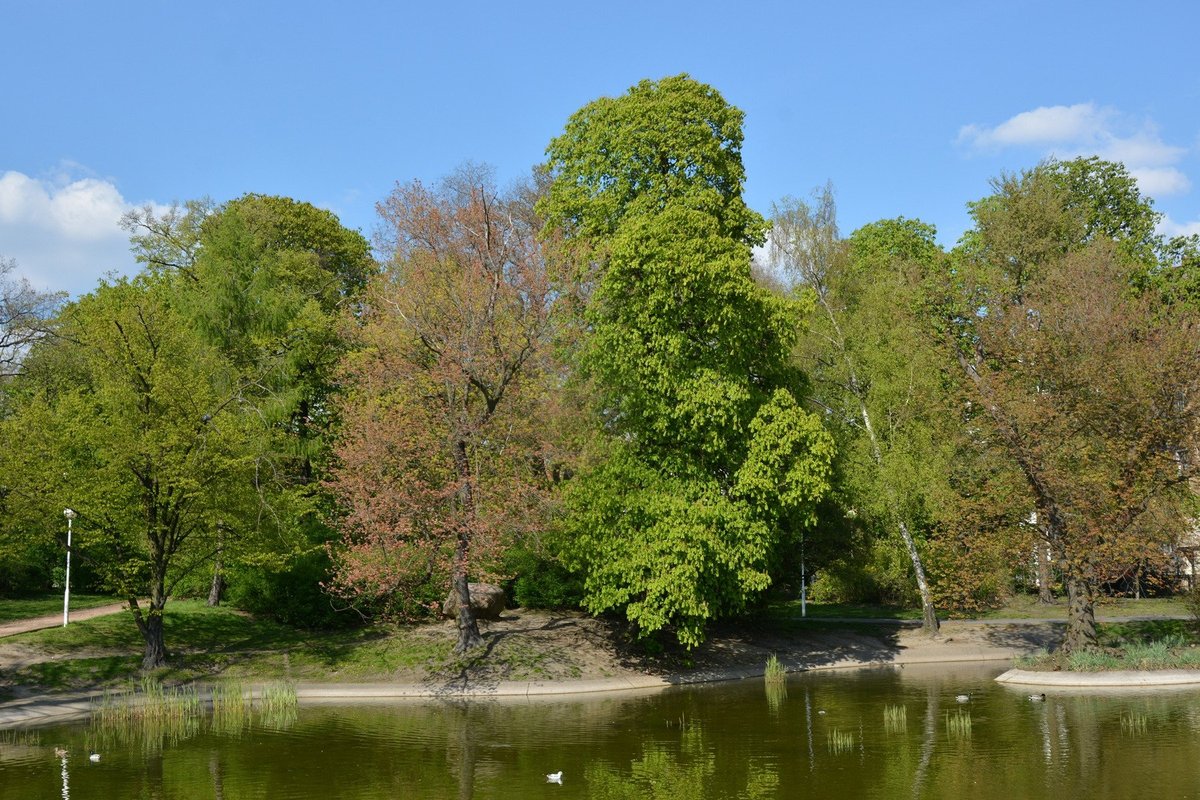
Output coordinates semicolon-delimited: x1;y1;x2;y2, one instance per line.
543;75;834;647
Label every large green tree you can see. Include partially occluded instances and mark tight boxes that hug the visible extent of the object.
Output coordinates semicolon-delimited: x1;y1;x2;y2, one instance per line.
542;75;834;647
944;159;1200;651
0;277;261;667
771;191;951;633
124;196;375;609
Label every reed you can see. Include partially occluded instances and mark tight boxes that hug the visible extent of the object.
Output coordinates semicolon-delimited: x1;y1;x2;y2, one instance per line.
764;654;786;685
1120;711;1148;736
210;683;252;735
257;682;299;728
944;709;972;739
0;729;41;747
883;704;907;734
765;680;787;713
826;728;855;755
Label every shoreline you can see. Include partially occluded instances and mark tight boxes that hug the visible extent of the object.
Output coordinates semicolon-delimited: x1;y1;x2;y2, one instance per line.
995;667;1200;688
5;629;1187;729
3;612;1197;728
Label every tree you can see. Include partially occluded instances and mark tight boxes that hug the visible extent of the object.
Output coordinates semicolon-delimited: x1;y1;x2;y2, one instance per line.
124;196;375;608
542;75;834;647
0;276;261;667
0;256;63;379
770;191;947;633
944;161;1200;651
326;166;558;652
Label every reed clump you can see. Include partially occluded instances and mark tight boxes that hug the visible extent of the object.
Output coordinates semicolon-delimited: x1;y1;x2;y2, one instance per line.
944;708;972;739
764;654;786;685
883;704;907;734
826;728;855;755
1120;711;1148;736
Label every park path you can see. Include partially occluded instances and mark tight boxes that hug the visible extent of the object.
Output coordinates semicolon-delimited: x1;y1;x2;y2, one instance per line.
0;602;129;638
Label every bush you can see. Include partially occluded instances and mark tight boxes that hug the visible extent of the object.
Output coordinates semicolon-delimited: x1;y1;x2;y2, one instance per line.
503;546;583;610
1185;582;1200;636
227;548;356;629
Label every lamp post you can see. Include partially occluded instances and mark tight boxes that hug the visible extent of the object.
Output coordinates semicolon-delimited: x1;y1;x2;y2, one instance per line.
62;509;76;627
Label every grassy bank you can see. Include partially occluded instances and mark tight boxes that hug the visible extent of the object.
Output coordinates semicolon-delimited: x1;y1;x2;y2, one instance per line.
1016;619;1200;671
764;595;1191;622
0;594;122;624
2;601;451;694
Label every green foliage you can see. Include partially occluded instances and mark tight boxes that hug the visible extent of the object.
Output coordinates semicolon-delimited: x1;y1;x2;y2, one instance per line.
543;74;767;248
503;545;583;610
227;546;350;629
1185;583;1200;636
545;76;833;648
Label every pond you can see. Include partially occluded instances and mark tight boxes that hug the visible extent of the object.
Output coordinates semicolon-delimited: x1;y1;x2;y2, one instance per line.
3;663;1200;799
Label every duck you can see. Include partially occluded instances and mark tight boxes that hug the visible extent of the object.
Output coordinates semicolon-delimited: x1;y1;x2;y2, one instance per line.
1028;693;1046;702
955;694;971;703
54;747;67;759
89;753;101;763
546;771;563;784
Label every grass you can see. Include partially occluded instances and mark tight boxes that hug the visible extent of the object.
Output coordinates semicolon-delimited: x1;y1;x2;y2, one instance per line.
765;595;1190;623
826;728;855;755
0;593;121;624
2;600;452;693
1121;711;1148;736
764;653;786;684
1018;622;1200;671
88;678;298;751
944;709;972;739
883;704;907;733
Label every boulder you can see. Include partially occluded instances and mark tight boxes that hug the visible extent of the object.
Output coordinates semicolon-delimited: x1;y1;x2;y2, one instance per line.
442;582;506;620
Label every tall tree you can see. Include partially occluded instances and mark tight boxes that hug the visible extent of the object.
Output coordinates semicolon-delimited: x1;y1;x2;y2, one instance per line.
542;75;834;648
944;160;1200;651
0;277;261;667
0;256;63;379
771;191;946;633
327;166;558;652
125;196;375;607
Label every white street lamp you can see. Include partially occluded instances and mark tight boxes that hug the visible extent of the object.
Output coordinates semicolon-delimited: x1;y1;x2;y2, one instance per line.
62;509;76;627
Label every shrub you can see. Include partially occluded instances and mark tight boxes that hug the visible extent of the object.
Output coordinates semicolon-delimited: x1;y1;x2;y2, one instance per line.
1185;582;1200;636
504;546;583;610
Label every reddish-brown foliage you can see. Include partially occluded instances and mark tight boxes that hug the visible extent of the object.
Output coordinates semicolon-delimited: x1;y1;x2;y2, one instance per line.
325;166;560;651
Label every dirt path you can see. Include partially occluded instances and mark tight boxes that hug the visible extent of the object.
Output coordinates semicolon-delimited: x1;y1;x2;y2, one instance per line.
0;602;129;638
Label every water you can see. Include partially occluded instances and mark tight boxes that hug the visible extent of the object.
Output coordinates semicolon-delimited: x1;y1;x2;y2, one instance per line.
4;663;1200;799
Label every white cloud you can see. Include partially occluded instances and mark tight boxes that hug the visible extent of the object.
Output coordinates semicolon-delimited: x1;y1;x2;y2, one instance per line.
958;104;1194;200
0;168;146;297
1128;166;1192;198
958;103;1110;149
1158;213;1200;239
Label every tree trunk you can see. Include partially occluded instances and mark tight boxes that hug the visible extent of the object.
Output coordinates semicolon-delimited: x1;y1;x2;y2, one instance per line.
1036;544;1055;604
452;544;482;654
1063;572;1098;653
130;597;169;669
898;519;939;635
452;438;483;654
208;557;225;607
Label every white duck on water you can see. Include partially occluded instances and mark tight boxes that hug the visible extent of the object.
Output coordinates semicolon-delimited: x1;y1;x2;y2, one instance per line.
546;771;563;784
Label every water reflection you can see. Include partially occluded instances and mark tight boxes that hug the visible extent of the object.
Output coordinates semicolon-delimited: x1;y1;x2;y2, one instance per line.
585;725;780;800
6;665;1200;799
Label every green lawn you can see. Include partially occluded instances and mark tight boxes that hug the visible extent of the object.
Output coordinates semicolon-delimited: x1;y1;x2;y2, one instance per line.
3;600;453;694
0;593;121;624
764;595;1191;622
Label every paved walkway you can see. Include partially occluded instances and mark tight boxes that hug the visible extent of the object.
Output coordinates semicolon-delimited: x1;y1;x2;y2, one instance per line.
0;603;130;638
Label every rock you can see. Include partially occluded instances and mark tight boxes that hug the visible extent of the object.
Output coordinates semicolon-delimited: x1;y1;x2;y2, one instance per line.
442;583;506;620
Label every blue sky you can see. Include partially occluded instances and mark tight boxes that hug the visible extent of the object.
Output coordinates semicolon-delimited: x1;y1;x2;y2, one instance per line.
3;0;1197;298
